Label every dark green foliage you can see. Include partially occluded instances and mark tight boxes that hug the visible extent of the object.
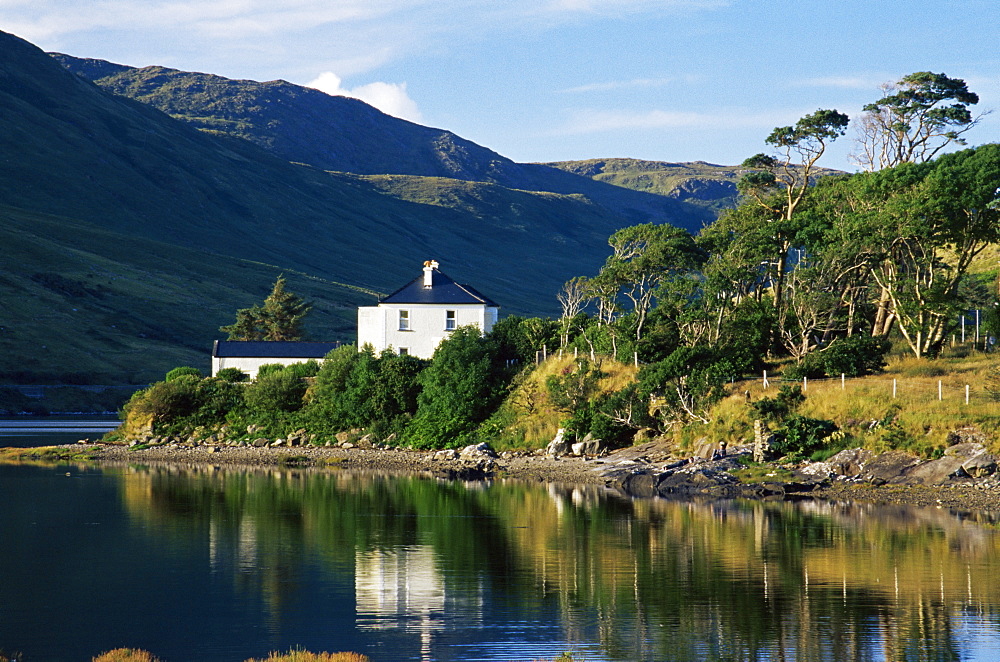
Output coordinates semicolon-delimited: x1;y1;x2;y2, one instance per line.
546;358;605;414
405;327;505;449
301;346;426;437
243;369;308;414
489;315;560;365
638;346;733;427
545;358;606;440
220;276;312;341
166;366;203;382
771;415;839;460
819;335;891;377
782;354;826;381
786;336;891;379
215;367;249;382
750;385;805;423
589;385;650;447
127;376;202;425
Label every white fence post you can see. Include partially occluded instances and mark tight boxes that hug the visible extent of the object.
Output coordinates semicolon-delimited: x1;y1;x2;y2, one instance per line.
893;379;897;398
966;384;970;405
763;370;769;389
841;373;845;390
938;380;943;401
803;376;807;392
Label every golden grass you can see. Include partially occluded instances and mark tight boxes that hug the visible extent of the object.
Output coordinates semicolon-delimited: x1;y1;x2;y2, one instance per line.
491;353;638;450
714;351;1000;457
93;649;162;662
0;446;99;465
244;651;370;662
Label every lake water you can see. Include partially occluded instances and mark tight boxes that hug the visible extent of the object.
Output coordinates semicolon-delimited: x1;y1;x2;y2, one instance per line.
3;457;1000;662
0;417;120;447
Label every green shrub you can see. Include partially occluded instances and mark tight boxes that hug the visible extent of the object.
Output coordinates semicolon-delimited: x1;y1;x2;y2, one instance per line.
771;415;838;459
165;366;202;381
750;384;805;422
243;370;307;413
783;353;825;380
128;375;202;422
256;363;288;378
820;335;891;377
215;367;249;382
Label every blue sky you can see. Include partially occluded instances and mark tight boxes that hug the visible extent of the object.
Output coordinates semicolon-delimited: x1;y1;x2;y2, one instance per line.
3;0;997;171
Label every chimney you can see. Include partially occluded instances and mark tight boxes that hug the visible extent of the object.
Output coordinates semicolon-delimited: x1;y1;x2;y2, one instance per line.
423;260;438;288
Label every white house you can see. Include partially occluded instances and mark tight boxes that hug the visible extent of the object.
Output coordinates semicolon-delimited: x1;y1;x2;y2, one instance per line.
211;340;341;379
357;260;499;359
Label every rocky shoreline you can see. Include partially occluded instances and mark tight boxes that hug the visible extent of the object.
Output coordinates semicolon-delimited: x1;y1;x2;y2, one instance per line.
16;432;1000;512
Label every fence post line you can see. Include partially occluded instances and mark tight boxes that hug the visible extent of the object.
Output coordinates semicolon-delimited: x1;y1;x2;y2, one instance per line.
893;379;897;398
966;384;970;405
938;380;943;401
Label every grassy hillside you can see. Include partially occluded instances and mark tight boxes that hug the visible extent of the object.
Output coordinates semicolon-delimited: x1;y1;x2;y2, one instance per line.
52;54;725;233
0;204;372;383
546;158;742;215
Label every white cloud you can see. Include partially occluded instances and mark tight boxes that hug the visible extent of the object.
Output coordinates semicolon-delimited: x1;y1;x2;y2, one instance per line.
307;71;423;123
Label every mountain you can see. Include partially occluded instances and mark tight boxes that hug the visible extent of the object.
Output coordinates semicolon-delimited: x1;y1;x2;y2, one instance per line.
1;29;645;382
51;54;736;233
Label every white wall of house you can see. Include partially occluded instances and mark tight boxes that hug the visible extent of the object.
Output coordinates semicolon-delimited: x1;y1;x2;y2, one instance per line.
211;356;318;379
357;303;497;359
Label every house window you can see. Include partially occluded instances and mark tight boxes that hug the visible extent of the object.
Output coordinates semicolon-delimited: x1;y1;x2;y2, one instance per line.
398;310;410;331
445;310;456;331
398;347;409;356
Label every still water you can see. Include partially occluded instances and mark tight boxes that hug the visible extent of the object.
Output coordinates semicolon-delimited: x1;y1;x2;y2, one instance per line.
3;460;1000;662
0;418;120;447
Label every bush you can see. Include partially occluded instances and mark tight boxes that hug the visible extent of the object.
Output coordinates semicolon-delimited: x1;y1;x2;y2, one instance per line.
749;384;805;422
785;335;891;380
165;366;202;382
243;369;308;413
770;415;839;459
128;375;202;422
215;367;249;382
256;363;288;378
820;335;891;377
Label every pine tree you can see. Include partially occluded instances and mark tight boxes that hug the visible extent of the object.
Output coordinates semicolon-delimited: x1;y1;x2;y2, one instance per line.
220;276;312;341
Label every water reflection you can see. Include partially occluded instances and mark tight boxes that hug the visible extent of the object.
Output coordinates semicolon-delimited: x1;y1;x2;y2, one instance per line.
12;461;1000;661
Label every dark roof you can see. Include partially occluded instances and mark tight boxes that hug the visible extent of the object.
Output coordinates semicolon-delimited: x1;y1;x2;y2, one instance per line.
380;267;499;306
212;340;341;358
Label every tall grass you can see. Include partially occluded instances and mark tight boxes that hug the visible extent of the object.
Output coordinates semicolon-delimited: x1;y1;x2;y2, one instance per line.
712;351;1000;457
92;650;162;662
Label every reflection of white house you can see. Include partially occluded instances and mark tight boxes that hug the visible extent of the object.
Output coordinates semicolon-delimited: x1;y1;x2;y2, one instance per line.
357;260;499;359
210;340;340;379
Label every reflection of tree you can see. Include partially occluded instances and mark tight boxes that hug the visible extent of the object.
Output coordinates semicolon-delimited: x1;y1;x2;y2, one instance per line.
115;465;1000;661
